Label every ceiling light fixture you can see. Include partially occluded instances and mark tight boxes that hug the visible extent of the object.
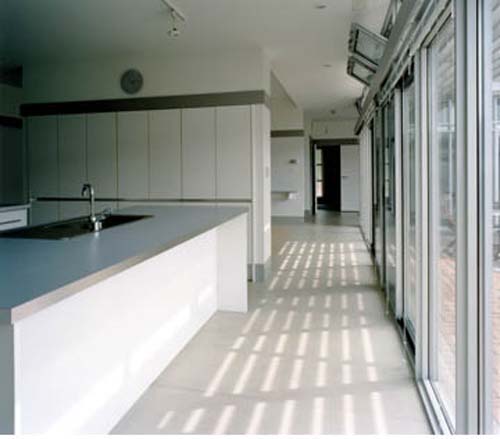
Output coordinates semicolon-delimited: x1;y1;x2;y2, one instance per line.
160;0;187;38
315;4;327;9
161;0;186;22
323;63;332;68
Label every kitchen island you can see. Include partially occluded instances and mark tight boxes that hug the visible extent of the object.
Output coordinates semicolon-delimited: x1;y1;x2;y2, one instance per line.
0;205;248;434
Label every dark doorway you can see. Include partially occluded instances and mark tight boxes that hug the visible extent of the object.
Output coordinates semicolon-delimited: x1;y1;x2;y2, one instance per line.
316;145;341;211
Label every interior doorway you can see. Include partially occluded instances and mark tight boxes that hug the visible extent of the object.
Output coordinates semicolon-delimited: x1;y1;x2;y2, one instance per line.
316;145;342;211
312;143;360;213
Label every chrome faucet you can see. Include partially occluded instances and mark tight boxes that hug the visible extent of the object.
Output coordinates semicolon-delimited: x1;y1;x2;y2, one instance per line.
81;183;102;231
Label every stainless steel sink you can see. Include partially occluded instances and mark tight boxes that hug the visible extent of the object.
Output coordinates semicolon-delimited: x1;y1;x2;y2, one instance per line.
0;214;152;240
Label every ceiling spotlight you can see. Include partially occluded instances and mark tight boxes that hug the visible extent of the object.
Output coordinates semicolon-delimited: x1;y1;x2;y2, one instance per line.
315;4;327;9
323;63;332;68
330;109;336;116
167;25;181;38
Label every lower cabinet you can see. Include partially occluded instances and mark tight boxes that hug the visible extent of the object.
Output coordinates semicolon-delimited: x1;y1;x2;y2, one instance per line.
0;208;28;231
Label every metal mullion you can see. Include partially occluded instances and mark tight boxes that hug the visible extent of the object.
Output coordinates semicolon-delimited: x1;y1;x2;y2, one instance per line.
395;88;404;319
455;0;480;433
416;46;429;382
402;78;412;340
427;36;440;392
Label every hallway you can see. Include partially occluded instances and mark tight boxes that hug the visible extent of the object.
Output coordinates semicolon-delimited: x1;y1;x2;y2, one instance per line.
113;216;430;434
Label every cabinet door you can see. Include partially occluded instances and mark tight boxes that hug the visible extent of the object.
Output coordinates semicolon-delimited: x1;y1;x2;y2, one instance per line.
181;108;216;199
28;116;58;197
216;106;252;199
149;110;181;199
30;201;59;225
1;125;24;204
58;115;87;197
87;113;117;198
117;112;148;199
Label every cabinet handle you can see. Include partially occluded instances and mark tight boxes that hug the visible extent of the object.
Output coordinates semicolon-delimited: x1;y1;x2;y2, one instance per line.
0;219;22;226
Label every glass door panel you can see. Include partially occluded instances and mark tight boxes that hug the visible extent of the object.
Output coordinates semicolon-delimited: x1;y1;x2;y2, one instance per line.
428;17;456;427
373;110;385;280
403;75;417;340
384;98;397;309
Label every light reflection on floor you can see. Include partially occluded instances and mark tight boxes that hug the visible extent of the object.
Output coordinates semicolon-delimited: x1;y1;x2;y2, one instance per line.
113;216;430;435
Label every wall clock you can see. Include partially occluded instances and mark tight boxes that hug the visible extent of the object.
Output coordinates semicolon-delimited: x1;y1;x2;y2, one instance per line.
120;69;144;94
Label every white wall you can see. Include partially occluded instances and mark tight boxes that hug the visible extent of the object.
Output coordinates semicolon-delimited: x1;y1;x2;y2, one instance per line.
304;117;313;213
270;98;303;130
269;78;306;217
311;118;357;139
252;105;272;270
271;136;305;217
23;49;270;103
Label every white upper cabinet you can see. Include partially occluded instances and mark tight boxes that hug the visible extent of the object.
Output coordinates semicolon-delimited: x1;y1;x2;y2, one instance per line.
216;106;252;199
181;107;216;199
28;116;58;197
87;113;117;198
117;111;149;199
58;114;87;197
149;110;181;199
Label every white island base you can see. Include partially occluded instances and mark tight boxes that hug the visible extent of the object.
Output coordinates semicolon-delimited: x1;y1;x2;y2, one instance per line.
0;213;247;434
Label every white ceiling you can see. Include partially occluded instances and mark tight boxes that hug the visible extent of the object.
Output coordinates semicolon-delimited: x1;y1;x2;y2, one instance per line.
2;0;389;119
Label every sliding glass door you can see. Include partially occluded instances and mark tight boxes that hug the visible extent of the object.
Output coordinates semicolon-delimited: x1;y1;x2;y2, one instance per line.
384;97;397;310
428;17;457;427
373;110;385;281
402;71;417;341
482;0;500;432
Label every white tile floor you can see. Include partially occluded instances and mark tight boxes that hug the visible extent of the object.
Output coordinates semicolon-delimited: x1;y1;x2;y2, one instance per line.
112;217;431;434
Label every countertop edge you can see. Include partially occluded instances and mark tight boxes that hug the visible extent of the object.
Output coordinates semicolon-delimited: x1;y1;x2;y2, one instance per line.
0;210;248;325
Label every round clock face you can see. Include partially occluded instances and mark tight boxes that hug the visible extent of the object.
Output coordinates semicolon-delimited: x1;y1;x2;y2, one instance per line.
120;69;143;94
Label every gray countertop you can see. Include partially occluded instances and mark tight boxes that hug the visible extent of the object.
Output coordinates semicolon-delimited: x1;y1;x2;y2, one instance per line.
0;204;30;213
0;205;248;324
